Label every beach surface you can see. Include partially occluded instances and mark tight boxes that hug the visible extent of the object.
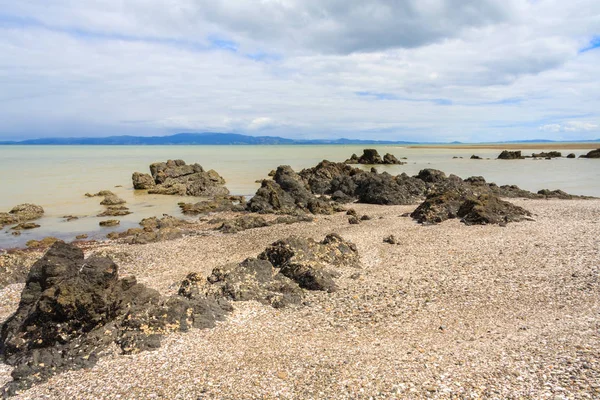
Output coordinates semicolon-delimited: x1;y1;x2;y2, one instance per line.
1;199;598;399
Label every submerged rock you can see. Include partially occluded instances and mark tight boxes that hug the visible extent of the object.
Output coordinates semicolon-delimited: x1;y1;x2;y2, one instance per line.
132;159;229;197
10;223;40;230
99;219;120;227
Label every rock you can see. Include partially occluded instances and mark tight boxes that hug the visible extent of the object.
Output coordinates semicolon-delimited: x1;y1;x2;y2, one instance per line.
179;196;245;215
346;209;358;217
470;155;482;160
62;215;79;222
259;233;360;292
457;194;532;225
1;204;44;229
498;150;523;160
99;220;120;227
219;215;270;234
132;160;229;197
537;189;574;199
86;190;114;197
417;169;447;183
355;172;425;205
25;237;61;249
580;149;600;158
382;153;405;165
132;172;155;190
0;242;229;395
247;166;333;215
567;153;576;158
411;191;465;224
383;235;397;244
0;251;38;289
532;151;562;158
348;216;360;225
100;194;126;206
268;170;276;177
360;215;372;221
357;149;383;164
299;160;363;195
75;234;88;240
10;223;40;230
344;153;359;164
97;206;132;217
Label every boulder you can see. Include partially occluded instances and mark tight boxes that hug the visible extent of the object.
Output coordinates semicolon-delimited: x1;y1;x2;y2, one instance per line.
497;150;523;160
219;215;270;234
580;149;600;158
567;153;576;159
470;155;482;160
343;153;360;164
179;196;246;215
100;194;126;206
382;153;405;165
357;149;383;164
457;194;532;225
132;160;229;197
259;233;360;292
410;191;465;224
0;242;229;395
532;151;561;158
99;220;120;227
1;204;44;229
354;172;425;205
132;172;156;190
97;206;132;217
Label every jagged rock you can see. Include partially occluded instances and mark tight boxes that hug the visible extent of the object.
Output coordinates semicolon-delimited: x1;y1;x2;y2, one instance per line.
202;259;303;308
0;204;44;229
219;215;270;233
580;149;600;158
457;194;532;225
464;176;487;186
355;172;424;205
357;149;383;164
532;151;562;158
382;153;405;165
247;166;333;215
567;153;576;158
99;220;120;227
344;154;359;164
498;150;523;160
132;172;156;190
259;233;360;292
411;191;465;224
179;196;245;215
0;242;229;395
470;155;482;160
100;194;126;206
300;160;363;195
537;189;574;199
417;169;447;184
132;160;229;197
10;223;40;230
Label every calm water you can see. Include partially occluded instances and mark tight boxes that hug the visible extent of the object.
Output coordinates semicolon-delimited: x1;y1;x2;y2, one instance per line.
0;145;598;248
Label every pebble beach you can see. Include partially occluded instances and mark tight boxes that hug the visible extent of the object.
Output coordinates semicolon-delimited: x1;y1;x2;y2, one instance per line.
1;198;598;399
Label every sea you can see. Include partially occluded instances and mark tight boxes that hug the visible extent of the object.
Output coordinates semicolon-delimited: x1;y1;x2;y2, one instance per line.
1;144;598;249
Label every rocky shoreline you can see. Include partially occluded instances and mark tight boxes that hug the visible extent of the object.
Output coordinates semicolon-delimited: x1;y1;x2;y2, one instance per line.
0;152;598;398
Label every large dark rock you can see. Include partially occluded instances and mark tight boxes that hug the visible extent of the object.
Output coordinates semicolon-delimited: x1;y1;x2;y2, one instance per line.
357;149;383;164
179;196;246;215
218;214;313;234
132;160;229;197
382;153;405;165
410;191;465;224
247;166;334;215
497;150;523;160
457;194;532;225
299;160;363;195
580;149;600;158
532;151;561;158
355;172;425;205
0;242;229;396
259;233;360;292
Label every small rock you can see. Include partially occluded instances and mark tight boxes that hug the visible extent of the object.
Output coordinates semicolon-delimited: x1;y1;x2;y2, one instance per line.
383;235;397;244
99;220;120;227
348;216;360;225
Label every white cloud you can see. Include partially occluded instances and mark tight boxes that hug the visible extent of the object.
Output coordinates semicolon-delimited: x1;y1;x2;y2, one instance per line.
0;0;599;141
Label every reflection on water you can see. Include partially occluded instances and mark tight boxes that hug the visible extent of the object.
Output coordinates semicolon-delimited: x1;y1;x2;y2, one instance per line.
0;145;598;248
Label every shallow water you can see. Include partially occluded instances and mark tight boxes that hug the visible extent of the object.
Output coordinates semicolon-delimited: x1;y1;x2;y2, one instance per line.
0;145;598;248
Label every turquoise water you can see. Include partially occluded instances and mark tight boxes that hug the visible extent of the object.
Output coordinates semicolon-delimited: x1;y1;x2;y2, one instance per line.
0;145;598;248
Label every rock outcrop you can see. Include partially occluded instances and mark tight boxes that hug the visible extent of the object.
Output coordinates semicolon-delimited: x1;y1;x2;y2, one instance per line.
132;160;229;197
580;149;600;158
217;214;313;234
497;150;523;160
0;204;44;230
532;151;561;158
345;149;405;165
179;196;246;215
0;242;230;396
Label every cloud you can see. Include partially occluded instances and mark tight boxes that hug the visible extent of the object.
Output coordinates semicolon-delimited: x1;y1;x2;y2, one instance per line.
0;0;599;141
539;121;599;132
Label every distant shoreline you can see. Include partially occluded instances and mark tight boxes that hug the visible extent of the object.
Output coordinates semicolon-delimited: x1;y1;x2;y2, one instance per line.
407;143;600;150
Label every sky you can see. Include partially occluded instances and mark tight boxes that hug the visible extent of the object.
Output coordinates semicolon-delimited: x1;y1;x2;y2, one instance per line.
0;0;599;142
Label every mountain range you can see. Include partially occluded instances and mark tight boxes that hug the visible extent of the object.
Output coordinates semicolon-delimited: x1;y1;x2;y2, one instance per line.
0;133;598;145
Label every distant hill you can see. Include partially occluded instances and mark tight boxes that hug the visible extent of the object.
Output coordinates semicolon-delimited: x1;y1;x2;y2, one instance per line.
0;132;419;145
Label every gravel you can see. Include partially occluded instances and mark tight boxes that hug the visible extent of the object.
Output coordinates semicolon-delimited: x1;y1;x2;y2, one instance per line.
1;199;599;399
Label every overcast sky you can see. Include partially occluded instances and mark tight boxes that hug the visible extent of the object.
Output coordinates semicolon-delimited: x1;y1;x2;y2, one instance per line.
1;0;599;142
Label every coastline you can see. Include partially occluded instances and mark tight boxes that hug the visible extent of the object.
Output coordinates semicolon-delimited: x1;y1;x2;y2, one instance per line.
1;199;598;398
408;142;600;150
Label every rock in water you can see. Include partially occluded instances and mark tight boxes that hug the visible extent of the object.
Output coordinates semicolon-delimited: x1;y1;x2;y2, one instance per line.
0;242;229;395
0;204;44;229
531;151;562;158
382;153;405;165
497;150;523;160
580;148;600;158
358;149;383;164
132;159;229;197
